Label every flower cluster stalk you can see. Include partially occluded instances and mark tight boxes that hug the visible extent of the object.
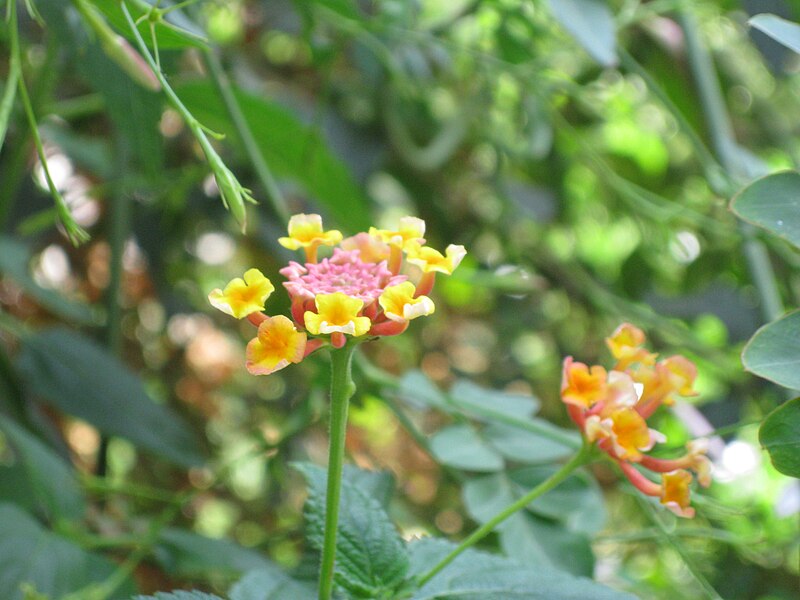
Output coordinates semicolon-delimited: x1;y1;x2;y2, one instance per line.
318;344;357;600
415;444;594;588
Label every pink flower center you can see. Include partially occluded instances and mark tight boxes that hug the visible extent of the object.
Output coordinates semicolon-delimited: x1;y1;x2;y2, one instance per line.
281;249;406;303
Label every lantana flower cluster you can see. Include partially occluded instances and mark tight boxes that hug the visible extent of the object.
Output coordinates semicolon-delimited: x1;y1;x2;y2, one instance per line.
561;324;711;518
208;214;466;375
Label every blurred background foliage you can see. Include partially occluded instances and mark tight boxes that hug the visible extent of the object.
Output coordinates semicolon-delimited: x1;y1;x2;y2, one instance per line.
0;0;798;598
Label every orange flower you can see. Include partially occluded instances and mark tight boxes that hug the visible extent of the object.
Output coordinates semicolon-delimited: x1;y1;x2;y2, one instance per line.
561;357;607;408
661;470;695;518
246;316;306;375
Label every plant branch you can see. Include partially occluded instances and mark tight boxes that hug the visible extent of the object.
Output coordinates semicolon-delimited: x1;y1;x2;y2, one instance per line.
415;444;593;588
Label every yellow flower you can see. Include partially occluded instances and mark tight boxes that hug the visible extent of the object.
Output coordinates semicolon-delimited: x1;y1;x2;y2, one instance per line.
661;470;695;518
379;282;435;322
304;292;371;337
340;232;390;263
406;242;467;275
278;213;343;252
246;315;306;375
606;323;656;369
208;268;275;319
560;357;607;408
369;216;426;251
605;408;658;461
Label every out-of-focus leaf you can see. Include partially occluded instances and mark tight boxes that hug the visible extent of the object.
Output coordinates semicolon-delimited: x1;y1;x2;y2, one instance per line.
40;122;114;180
16;328;205;467
177;81;371;230
342;464;395;508
749;14;800;55
396;370;449;411
730;171;800;248
0;503;133;600
430;424;504;472
546;0;618;67
229;565;315;600
483;423;573;464
296;463;409;598
154;528;271;578
0;415;85;521
449;379;540;420
0;236;97;325
759;398;800;477
742;310;800;389
78;44;165;179
92;0;207;49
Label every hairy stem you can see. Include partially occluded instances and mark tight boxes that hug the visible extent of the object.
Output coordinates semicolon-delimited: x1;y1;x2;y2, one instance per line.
416;444;593;588
318;344;357;600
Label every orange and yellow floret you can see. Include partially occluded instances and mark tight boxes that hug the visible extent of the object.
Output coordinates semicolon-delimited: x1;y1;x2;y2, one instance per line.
561;323;710;518
208;213;465;374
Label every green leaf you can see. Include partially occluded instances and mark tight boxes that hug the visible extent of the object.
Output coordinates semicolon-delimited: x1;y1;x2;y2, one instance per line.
741;310;800;389
0;503;131;600
449;379;540;420
92;0;207;49
430;424;505;472
228;566;315;600
759;398;800;478
396;370;450;411
16;327;205;467
749;14;800;55
483;423;573;464
154;528;271;578
0;415;85;521
342;464;395;508
0;236;97;325
296;463;409;598
407;538;635;600
730;171;800;248
546;0;618;67
177;81;371;230
133;593;223;600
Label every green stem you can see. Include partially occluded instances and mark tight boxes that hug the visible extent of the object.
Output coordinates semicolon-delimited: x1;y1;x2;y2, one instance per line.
318;344;357;600
415;444;593;588
201;48;290;223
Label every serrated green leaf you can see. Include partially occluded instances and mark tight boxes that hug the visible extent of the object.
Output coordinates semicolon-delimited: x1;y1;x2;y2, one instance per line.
0;415;85;521
546;0;618;67
730;171;800;248
296;463;409;598
154;528;271;578
228;566;315;600
407;538;634;600
749;14;800;54
741;310;800;389
16;328;205;467
133;592;223;600
0;236;97;325
342;464;395;508
177;81;371;230
759;398;800;478
449;379;540;420
430;424;504;472
484;422;573;464
0;503;133;600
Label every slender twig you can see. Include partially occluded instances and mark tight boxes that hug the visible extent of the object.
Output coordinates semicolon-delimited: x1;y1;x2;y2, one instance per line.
9;1;89;245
